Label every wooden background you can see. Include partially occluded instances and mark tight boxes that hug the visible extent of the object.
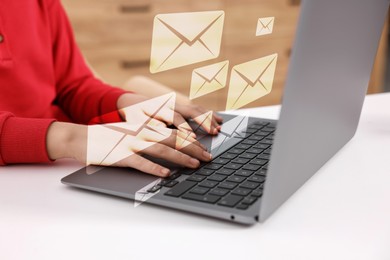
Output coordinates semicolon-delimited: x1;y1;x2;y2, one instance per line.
62;0;388;111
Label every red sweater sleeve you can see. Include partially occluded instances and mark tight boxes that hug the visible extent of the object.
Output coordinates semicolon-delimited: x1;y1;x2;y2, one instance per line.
0;112;55;165
48;0;127;124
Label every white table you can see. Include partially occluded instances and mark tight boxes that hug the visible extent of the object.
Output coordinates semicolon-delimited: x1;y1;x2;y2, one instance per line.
1;93;389;260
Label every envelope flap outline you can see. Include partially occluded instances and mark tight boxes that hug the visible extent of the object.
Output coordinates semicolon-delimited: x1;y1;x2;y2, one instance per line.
219;115;249;137
194;60;229;83
155;11;224;43
258;17;274;29
233;54;278;86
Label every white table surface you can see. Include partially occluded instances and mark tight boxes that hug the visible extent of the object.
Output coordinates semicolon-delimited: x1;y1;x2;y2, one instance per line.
1;93;389;260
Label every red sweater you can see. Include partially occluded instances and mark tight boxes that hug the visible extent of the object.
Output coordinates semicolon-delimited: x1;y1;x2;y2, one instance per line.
0;0;127;165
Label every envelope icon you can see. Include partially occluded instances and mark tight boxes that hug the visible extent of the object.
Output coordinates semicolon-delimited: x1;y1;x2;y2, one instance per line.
209;115;249;156
86;93;177;169
226;54;278;110
189;60;229;100
256;17;275;36
177;111;215;149
150;11;225;73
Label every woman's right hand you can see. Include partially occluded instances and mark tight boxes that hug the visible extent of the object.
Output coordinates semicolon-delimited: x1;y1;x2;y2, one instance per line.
46;121;212;177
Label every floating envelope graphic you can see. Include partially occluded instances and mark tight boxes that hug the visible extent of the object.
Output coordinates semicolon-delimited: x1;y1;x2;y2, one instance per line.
86;93;177;171
150;10;225;73
176;111;215;149
256;17;275;36
226;54;278;110
134;178;162;207
189;60;229;100
208;115;249;156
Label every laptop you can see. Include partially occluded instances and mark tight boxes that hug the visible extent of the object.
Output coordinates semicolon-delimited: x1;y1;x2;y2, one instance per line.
61;0;389;224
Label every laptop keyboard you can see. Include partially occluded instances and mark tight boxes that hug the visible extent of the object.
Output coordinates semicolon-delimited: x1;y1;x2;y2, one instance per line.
150;120;275;211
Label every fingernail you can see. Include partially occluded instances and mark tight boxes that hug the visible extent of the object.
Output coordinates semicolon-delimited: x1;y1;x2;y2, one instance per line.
203;151;212;160
190;158;200;167
161;168;170;176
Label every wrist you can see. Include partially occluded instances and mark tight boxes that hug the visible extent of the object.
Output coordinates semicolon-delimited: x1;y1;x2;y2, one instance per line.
46;122;87;161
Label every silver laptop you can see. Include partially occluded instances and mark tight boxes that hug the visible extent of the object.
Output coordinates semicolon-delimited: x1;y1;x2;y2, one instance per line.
61;0;389;224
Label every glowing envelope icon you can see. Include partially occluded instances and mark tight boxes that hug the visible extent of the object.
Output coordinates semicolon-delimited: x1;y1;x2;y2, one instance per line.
150;10;225;73
226;54;278;110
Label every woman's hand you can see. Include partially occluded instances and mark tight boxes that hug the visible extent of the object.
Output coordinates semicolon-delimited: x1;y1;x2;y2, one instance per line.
117;93;223;135
46;122;212;177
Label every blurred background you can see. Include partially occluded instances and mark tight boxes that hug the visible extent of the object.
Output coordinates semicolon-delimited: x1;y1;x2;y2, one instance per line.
62;0;389;111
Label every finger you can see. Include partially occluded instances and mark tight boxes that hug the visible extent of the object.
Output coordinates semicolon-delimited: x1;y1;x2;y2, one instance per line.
141;143;202;169
156;129;206;151
150;107;196;138
172;137;212;162
147;118;167;128
191;111;218;135
137;126;173;143
214;112;224;123
116;153;171;177
172;112;196;137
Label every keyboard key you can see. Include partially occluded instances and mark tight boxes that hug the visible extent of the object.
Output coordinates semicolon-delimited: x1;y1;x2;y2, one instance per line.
231;188;252;196
242;164;262;171
216;169;235;176
167;173;181;180
218;182;238;190
213;158;230;165
207;174;227;182
255;169;267;176
209;188;229;197
236;144;251;150
240;181;260;190
159;179;171;186
262;127;275;132
203;163;223;171
235;170;254;177
199;180;218;188
190;187;209;195
147;185;161;193
232;158;250;164
259;139;273;145
165;181;196;197
186;175;206;182
253;132;269;137
241;196;258;205
236;203;249;210
239;153;257;159
226;175;246;183
243;128;257;134
180;168;197;175
253;143;270;150
182;193;220;204
217;195;243;207
246;148;263;154
228;148;245;154
241;139;257;145
195;169;215;176
251;159;268;166
219;153;237;160
164;180;179;187
257;154;270;160
251;190;263;197
248;136;264;141
224;163;242;170
248;175;266;183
